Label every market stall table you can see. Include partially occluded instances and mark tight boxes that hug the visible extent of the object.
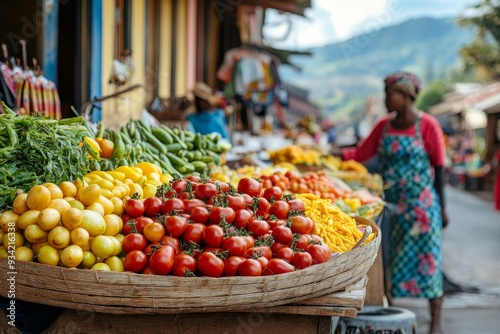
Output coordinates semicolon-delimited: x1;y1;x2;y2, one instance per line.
0;277;367;334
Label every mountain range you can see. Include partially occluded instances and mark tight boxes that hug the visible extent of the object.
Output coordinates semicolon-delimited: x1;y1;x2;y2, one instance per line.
280;17;477;122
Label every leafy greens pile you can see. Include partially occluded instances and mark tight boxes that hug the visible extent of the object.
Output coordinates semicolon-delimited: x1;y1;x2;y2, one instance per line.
0;105;95;209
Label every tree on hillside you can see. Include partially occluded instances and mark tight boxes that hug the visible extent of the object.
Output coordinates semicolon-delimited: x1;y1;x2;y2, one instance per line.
457;0;500;81
415;80;450;112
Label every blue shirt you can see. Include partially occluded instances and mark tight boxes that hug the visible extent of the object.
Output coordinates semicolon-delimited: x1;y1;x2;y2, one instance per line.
187;108;229;139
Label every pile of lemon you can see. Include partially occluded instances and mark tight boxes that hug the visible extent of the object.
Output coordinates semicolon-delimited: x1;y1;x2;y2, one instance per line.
0;162;171;271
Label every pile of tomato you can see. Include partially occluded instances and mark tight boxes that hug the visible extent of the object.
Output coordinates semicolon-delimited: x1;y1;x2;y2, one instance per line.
119;176;333;277
260;170;348;201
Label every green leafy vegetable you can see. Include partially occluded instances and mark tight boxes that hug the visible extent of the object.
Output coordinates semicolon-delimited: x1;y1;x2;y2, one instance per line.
0;111;94;210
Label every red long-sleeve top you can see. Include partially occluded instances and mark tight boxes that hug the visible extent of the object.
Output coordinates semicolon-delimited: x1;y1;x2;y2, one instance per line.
343;114;446;167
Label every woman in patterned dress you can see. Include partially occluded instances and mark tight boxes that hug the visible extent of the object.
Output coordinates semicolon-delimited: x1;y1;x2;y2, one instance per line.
342;72;448;334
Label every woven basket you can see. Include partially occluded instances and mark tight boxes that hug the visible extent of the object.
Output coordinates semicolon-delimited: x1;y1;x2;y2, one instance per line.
0;217;379;315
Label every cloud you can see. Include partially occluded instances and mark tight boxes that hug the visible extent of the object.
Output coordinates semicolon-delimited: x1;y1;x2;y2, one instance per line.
264;0;479;49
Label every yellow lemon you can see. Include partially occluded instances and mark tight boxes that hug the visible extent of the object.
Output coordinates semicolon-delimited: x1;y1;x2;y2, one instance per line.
80;251;96;269
17;210;40;230
78;184;101;206
12;193;29;215
103;214;123;236
96;196;114;215
37;245;60;266
104;256;124;272
60;245;84;268
47;226;71;249
42;183;64;200
26;185;51;211
14;246;34;262
70;227;90;247
37;208;61;231
62;208;83;230
47;198;71;216
24;225;48;244
110;197;124;215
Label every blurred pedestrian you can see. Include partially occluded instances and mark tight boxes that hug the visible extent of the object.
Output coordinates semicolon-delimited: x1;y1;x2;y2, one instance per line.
187;82;231;139
339;72;447;334
494;147;500;210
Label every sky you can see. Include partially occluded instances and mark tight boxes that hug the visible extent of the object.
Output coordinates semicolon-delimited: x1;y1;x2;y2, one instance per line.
263;0;480;49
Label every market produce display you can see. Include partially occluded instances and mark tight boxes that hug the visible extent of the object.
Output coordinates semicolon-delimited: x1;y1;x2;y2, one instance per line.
0;106;97;209
93;120;231;176
0;162;173;269
0;169;377;277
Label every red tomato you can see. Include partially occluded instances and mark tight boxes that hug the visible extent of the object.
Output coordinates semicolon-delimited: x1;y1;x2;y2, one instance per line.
122;219;138;235
256;256;269;269
165;215;188;237
233;209;253;230
149;245;175;275
172;253;197;277
182;223;206;244
134;217;154;234
263;186;283;202
171;179;188;194
143;222;166;243
144;242;162;256
122;233;147;253
143;197;163;217
160;235;180;252
209;206;236;224
141;266;156;275
195;182;218;201
223;256;245;276
202;246;223;254
121;213;133;226
307;244;331;264
124;250;148;273
247;219;270;238
213;180;230;193
182;198;205;215
186;175;202;183
124;198;145;218
292;252;313;270
242;193;253;207
272;225;293;245
276;247;294;263
254;197;270;219
190;206;209;225
222;236;248;257
245;246;272;260
162;198;185;214
262;258;295;275
238;259;262;276
243;235;255;249
203;225;224;247
226;194;246;211
197;252;224;277
290;216;314;235
271;241;287;256
296;234;313;251
287;199;306;212
269;201;290;220
237;178;262;197
267;219;286;231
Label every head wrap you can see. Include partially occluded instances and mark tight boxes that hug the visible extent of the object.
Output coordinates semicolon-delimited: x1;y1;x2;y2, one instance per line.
384;72;422;100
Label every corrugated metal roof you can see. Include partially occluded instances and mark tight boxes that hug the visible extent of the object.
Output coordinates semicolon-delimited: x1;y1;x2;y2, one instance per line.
429;82;500;115
241;0;311;16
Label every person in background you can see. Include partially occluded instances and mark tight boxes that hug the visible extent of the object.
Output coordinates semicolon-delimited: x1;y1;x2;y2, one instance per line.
493;146;500;210
187;82;231;140
340;72;447;334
